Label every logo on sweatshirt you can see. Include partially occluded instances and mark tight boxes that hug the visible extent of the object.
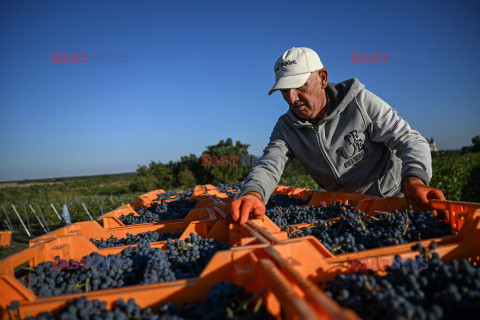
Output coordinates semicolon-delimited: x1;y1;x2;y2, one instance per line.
337;130;369;168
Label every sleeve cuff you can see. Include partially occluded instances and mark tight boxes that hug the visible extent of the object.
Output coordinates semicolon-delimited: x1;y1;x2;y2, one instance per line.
401;167;430;192
238;185;267;204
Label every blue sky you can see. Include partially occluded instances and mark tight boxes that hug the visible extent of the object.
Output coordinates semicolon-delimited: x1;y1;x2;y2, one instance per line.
0;0;479;181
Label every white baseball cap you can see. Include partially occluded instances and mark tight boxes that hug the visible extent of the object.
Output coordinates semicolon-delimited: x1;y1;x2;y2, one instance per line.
268;47;323;95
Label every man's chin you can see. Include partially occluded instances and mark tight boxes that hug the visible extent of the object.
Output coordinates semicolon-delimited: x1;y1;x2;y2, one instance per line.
294;110;311;119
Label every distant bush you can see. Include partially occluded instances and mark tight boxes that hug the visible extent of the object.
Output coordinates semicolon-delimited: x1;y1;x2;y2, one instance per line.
430;152;480;202
177;168;196;188
280;174;320;190
461;135;480;154
129;138;255;191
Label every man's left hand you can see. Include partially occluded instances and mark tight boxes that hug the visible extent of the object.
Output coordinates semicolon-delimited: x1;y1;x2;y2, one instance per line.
403;177;446;215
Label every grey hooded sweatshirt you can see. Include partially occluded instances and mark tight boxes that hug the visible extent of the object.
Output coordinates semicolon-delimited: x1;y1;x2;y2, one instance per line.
239;78;432;202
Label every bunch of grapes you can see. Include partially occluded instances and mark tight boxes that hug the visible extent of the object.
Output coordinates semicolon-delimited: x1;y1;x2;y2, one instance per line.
265;202;352;229
215;182;244;199
323;243;480;319
18;234;230;297
164;234;231;280
90;231;182;248
120;198;197;225
19;296;163;320
158;281;276;319
266;194;310;209
16;281;275;320
154;189;194;201
290;207;453;254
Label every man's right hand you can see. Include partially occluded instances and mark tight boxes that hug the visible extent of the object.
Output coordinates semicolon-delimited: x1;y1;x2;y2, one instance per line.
229;192;266;225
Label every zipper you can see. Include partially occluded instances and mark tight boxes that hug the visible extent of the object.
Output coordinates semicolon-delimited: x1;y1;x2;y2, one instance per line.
313;124;345;188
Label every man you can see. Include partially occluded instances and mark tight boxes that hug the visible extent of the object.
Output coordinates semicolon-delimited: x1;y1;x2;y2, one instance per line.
230;47;445;225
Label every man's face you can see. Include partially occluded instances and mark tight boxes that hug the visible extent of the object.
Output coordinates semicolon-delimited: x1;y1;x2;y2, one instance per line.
280;70;328;123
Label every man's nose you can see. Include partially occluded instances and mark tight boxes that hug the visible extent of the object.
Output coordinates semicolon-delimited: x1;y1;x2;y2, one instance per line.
286;89;300;104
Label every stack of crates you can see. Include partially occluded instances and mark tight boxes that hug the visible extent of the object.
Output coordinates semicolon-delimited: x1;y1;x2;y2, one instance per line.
0;184;479;319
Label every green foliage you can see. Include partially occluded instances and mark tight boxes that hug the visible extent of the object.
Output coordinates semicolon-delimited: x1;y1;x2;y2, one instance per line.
280;174;321;190
472;135;480;152
175;154;203;184
147;161;175;188
129;173;158;192
282;158;309;178
0;174;135;202
130;162;170;192
177;168;196;188
462;160;480;202
129;138;254;190
200;138;253;184
461;135;480;154
430;152;480;201
280;158;322;189
0;174;142;247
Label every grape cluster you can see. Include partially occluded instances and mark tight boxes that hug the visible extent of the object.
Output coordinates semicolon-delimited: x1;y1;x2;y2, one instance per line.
154;189;194;201
290;206;453;254
120;198;197;225
90;231;182;248
323;244;480;319
265;202;352;229
266;193;310;209
19;281;275;320
215;182;244;199
21;296;163;320
158;281;276;319
18;234;230;297
164;234;231;279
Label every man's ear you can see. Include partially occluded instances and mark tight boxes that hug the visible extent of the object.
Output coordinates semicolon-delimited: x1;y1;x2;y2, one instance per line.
319;69;328;89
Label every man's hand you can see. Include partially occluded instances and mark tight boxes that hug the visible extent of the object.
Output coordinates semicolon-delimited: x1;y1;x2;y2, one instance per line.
229;192;266;225
403;177;446;215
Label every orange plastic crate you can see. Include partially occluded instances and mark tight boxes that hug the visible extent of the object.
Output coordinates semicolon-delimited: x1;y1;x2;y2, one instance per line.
0;231;11;247
99;202;221;229
2;219;270;275
356;198;480;233
192;184;222;198
307;191;377;207
138;188;166;202
194;193;234;208
264;214;480;320
97;201;144;222
261;195;480;246
272;186;315;202
96;190;164;222
0;247;322;320
96;188;196;223
266;213;480;283
30;209;214;247
141;192;232;210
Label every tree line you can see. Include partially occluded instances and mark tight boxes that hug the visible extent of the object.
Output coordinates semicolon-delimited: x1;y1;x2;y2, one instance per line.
130;138;257;191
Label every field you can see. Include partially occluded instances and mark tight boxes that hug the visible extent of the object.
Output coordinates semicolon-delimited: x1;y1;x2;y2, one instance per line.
1;152;479;259
0;173;141;258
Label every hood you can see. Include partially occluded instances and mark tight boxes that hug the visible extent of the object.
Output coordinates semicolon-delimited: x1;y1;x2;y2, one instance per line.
287;78;365;128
